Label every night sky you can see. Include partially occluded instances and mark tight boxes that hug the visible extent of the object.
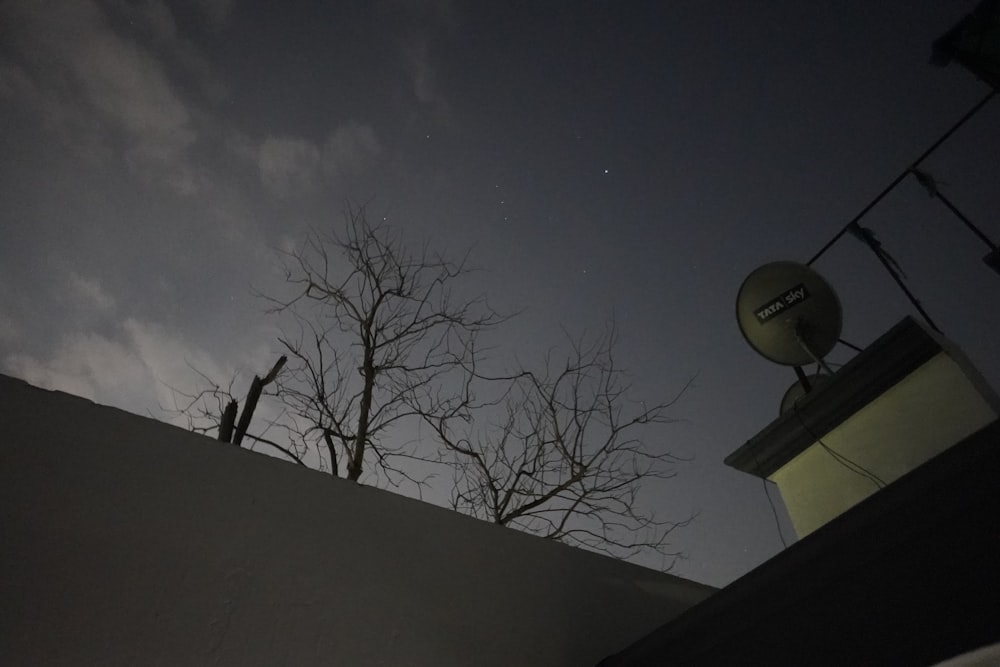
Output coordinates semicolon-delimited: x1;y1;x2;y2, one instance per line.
2;0;998;587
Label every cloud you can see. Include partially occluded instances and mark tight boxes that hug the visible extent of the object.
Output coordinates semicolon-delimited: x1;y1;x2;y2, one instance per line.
0;0;206;193
395;2;457;120
0;315;20;345
257;137;322;197
102;0;178;43
75;17;196;175
191;0;235;27
322;122;382;178
405;38;438;106
123;318;230;401
2;313;298;457
0;57;112;165
5;331;148;405
3;317;234;420
67;272;117;313
401;36;452;122
5;269;229;416
255;123;382;196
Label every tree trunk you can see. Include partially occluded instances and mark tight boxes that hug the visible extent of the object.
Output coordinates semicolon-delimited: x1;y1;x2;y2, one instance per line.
348;352;375;481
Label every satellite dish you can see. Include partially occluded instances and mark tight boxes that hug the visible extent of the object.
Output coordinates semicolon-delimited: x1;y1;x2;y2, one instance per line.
736;261;842;366
779;373;828;416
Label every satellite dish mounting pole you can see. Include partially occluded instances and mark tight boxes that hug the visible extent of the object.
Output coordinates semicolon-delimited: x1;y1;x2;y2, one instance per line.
793;366;813;393
793;319;836;376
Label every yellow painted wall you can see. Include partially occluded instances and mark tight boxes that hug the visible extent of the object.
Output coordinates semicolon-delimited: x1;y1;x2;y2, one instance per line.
770;353;998;537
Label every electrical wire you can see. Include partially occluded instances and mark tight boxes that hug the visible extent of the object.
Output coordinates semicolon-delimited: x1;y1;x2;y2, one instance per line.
753;451;788;548
762;478;789;548
755;374;892;550
807;90;995;266
792;401;887;490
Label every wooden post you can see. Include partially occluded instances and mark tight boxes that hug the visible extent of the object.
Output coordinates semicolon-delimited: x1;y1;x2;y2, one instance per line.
218;399;238;443
232;378;262;448
231;356;287;448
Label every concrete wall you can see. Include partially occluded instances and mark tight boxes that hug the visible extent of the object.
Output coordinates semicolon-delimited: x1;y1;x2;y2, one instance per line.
770;352;998;537
0;374;713;666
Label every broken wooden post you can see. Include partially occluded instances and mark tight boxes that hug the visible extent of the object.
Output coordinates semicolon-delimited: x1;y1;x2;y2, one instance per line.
218;399;238;443
232;355;287;448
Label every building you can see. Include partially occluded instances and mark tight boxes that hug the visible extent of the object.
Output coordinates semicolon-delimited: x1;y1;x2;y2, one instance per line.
600;318;1000;666
0;373;713;666
4;316;998;666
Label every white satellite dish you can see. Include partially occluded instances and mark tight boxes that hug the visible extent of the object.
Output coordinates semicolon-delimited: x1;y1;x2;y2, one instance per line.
736;261;842;367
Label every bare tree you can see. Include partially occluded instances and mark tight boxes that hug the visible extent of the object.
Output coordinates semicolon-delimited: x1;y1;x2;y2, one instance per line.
172;204;692;564
264;203;504;486
426;324;691;563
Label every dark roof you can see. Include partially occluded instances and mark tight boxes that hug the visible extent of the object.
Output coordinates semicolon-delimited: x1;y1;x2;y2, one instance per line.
600;419;1000;666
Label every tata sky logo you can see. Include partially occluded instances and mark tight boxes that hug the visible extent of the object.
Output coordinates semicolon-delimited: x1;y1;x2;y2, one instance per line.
753;284;811;324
